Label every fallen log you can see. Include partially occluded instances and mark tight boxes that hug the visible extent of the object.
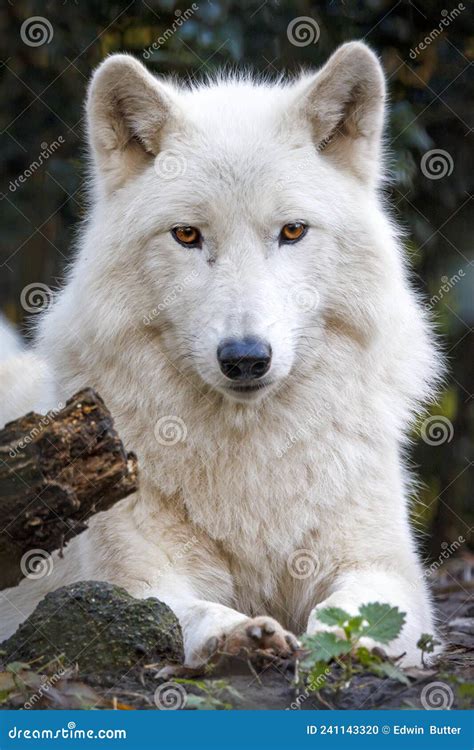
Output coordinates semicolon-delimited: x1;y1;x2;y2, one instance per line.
0;388;138;589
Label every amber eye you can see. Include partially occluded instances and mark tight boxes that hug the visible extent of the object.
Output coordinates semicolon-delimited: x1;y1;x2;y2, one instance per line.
280;222;307;244
172;226;202;248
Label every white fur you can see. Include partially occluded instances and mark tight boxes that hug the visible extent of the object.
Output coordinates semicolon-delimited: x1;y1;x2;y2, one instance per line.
0;43;441;667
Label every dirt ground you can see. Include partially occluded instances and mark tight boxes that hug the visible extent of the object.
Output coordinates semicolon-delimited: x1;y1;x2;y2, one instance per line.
1;559;472;711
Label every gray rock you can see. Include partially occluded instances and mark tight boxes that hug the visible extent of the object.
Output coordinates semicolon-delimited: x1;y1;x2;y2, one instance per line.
1;581;183;685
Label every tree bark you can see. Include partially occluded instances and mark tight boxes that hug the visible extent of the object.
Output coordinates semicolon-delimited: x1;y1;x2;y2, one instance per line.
0;388;138;589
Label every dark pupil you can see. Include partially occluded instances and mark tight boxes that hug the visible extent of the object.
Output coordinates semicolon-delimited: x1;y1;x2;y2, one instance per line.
288;224;299;234
182;228;194;239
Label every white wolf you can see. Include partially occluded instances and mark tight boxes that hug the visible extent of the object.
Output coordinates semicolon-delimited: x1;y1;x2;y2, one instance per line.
0;42;441;668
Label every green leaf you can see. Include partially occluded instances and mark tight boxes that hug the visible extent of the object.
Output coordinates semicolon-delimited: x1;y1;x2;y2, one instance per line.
458;683;474;699
6;662;31;674
346;616;364;637
315;607;351;627
303;632;352;663
185;694;218;710
354;646;410;685
0;672;16;689
307;661;330;692
358;603;406;645
368;660;411;686
417;633;440;654
355;646;381;668
175;678;207;689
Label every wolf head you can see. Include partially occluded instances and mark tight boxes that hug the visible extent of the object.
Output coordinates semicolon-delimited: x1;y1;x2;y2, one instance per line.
40;43;436;440
76;42;398;404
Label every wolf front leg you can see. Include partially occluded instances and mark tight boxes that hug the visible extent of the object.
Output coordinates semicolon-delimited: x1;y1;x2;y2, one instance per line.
306;566;437;667
152;578;299;668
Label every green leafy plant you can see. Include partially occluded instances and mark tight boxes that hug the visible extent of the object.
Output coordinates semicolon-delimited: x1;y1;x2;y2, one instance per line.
417;633;441;668
300;602;409;694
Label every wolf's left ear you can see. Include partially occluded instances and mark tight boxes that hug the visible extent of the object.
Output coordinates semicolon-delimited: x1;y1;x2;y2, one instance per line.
86;54;177;193
297;42;386;185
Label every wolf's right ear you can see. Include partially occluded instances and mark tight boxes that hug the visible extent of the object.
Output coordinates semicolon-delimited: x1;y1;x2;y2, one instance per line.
296;42;386;186
86;54;175;193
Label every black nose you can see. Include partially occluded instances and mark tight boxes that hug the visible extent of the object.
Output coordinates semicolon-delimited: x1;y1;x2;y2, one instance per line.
217;337;272;381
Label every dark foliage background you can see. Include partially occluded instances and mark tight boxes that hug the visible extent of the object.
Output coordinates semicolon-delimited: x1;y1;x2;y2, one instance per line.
1;0;472;561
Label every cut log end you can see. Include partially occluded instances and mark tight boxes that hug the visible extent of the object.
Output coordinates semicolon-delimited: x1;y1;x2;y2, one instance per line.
0;388;139;589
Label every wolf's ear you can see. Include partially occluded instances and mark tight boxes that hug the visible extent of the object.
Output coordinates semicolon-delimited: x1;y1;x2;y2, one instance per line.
86;54;175;193
298;42;385;185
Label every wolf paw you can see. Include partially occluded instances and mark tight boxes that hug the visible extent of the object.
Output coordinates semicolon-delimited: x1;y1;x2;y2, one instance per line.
207;616;299;661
